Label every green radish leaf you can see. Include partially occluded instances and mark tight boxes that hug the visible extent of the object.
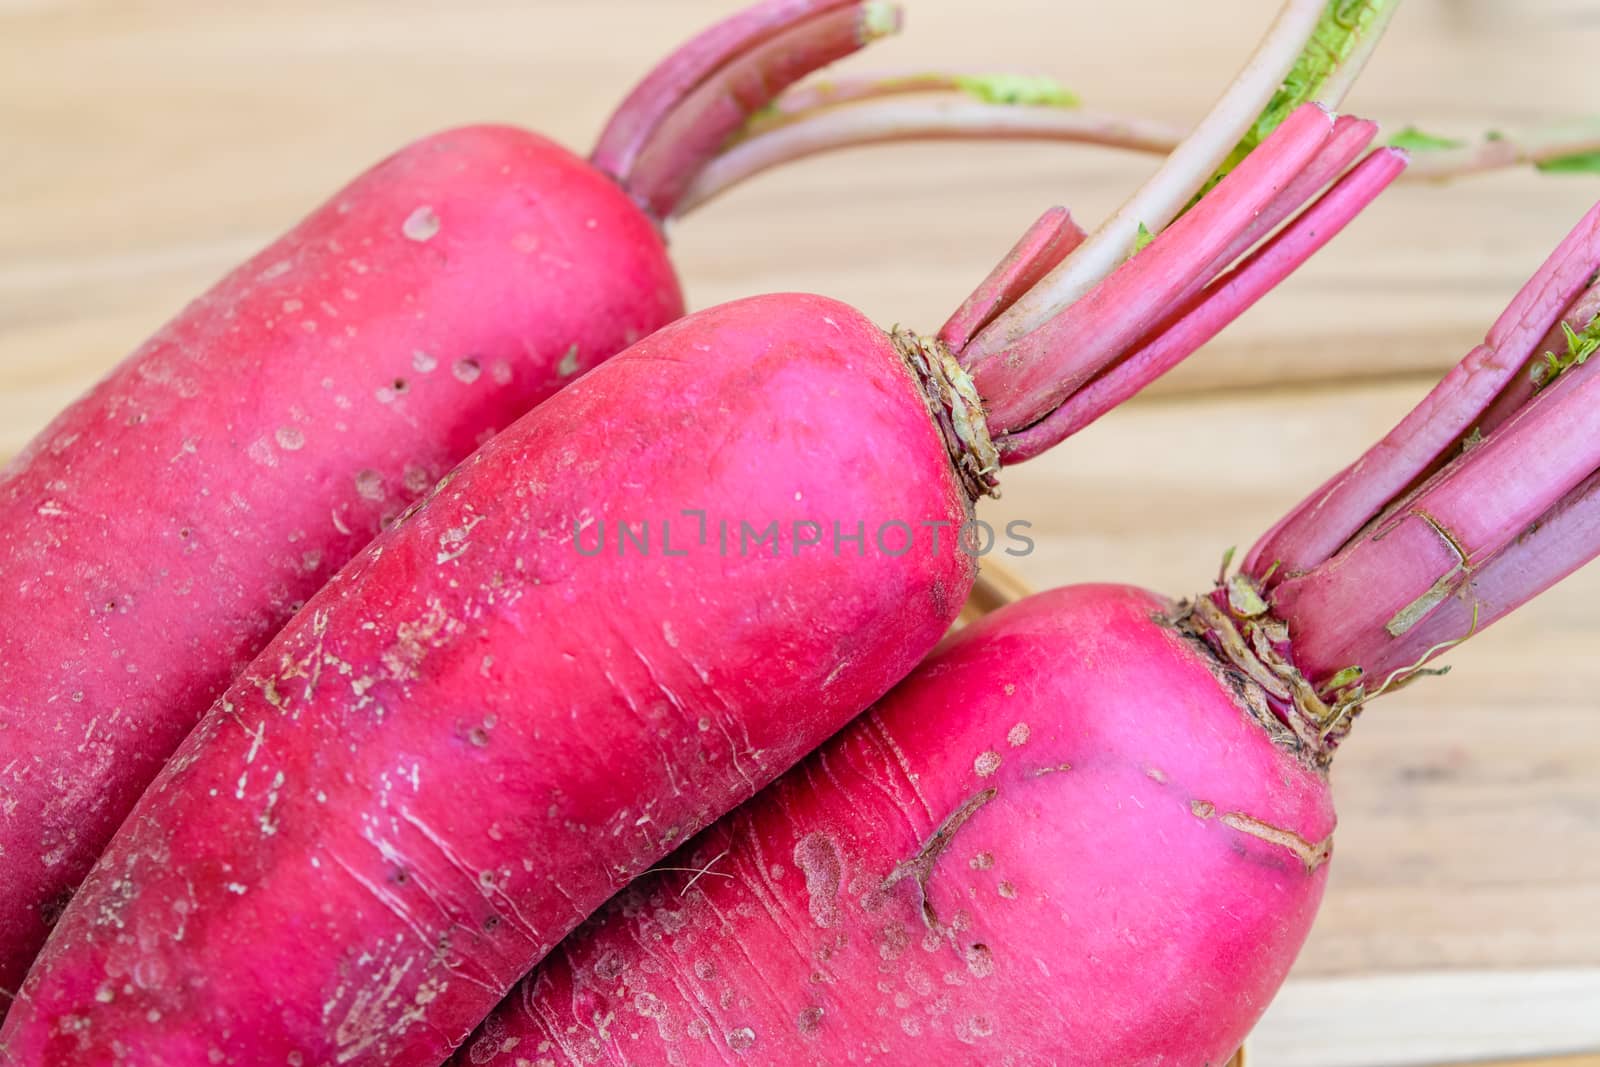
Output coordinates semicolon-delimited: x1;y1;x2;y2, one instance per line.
1535;314;1600;390
1201;0;1400;197
1537;149;1600;175
1324;665;1364;691
1226;574;1270;618
1131;222;1156;255
953;74;1079;109
1387;125;1466;152
859;0;900;40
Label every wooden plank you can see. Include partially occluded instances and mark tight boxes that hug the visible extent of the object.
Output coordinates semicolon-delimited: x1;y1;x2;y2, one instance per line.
1252;970;1600;1067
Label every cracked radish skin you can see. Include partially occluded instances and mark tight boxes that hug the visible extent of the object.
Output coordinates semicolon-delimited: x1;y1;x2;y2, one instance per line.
454;584;1333;1067
0;0;908;997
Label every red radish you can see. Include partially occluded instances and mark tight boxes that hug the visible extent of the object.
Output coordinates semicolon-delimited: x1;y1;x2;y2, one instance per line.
452;583;1331;1067
1;3;1403;1062
0;0;905;998
453;201;1600;1067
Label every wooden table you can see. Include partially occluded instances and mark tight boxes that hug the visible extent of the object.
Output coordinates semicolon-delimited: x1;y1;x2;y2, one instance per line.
3;1;1598;1062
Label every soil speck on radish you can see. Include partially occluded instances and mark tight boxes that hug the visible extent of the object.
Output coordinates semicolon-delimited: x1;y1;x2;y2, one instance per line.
557;345;581;377
354;470;385;502
794;832;843;929
402;206;440;242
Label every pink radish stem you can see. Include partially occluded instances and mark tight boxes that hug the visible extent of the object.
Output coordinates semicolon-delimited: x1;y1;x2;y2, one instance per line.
961;0;1329;356
1001;145;1407;461
1202;115;1380;276
1270;345;1600;687
1404;119;1600;179
623;1;901;217
1473;279;1600;437
1368;468;1600;680
1188;205;1600;754
760;70;967;118
591;0;859;180
1244;201;1600;582
937;207;1087;353
967;103;1338;433
677;99;1186;216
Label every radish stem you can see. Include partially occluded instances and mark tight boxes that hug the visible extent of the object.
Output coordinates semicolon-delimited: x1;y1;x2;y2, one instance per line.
1368;469;1600;679
1269;349;1600;687
968;103;1338;433
624;1;902;218
675;101;1183;215
1220;205;1600;719
1244;201;1600;582
1405;119;1600;179
592;0;858;181
960;0;1328;358
1474;280;1600;436
1206;0;1401;190
938;207;1088;353
1001;146;1406;460
762;71;968;119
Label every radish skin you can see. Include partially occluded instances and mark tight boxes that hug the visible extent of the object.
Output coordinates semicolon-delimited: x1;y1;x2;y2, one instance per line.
0;126;679;998
453;585;1332;1067
0;296;975;1065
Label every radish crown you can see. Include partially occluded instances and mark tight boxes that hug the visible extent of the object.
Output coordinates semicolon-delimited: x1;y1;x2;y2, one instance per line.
1194;204;1600;757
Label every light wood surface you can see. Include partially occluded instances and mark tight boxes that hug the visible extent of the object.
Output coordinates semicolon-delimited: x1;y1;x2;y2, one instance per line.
1254;969;1600;1066
3;1;1599;1062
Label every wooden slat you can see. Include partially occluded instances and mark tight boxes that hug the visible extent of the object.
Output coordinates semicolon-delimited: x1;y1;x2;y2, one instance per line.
1252;970;1600;1067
